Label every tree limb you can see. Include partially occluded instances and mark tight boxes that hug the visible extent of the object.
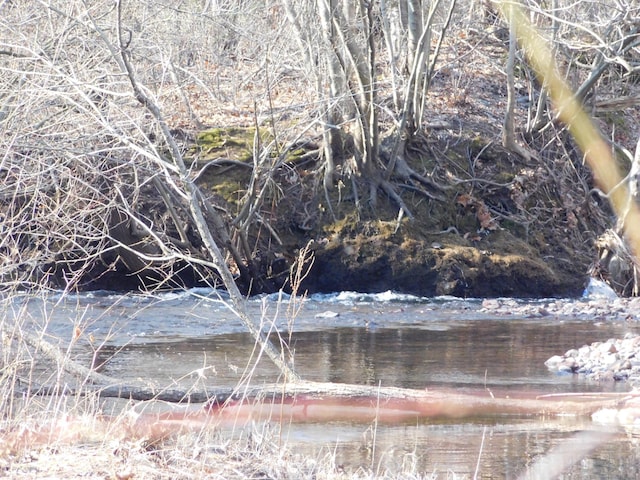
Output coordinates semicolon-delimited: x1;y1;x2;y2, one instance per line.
114;0;298;381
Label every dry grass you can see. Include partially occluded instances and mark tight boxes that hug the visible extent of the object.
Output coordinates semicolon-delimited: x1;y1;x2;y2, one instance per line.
0;422;445;480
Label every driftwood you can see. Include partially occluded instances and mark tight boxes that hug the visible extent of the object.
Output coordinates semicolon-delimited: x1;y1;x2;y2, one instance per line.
4;380;634;454
20;377;630;417
199;381;631;421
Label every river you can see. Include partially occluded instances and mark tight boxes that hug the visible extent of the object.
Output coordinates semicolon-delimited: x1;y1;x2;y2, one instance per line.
7;288;640;478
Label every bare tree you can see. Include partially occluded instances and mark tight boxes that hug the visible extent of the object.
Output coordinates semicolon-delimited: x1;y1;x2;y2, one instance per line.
284;0;452;221
504;0;640;134
502;2;532;160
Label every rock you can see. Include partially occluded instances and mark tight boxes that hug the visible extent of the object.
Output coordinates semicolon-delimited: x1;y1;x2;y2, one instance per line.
546;334;640;384
544;355;564;368
582;277;618;300
618;359;632;371
481;299;501;310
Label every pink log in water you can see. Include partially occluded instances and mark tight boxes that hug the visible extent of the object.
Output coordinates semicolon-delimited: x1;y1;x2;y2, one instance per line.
2;387;631;453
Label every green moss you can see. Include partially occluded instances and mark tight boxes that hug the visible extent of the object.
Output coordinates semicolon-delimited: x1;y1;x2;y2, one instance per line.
374;220;401;238
494;171;515;183
194;127;271;163
212;180;243;204
324;212;361;236
197;127;262;148
470;135;487;150
196;128;227;149
284;148;307;163
191;126;317;172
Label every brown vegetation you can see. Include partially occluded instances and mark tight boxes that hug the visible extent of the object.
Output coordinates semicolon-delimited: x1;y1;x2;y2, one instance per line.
1;0;640;478
0;0;638;298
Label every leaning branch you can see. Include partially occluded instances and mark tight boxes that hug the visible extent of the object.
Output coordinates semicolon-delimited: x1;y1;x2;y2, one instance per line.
113;0;298;381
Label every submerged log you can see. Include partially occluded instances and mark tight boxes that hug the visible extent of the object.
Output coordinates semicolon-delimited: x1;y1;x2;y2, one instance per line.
201;381;627;422
3;381;632;453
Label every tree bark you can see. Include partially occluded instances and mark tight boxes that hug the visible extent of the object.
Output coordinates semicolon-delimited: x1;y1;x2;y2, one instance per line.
502;7;531;161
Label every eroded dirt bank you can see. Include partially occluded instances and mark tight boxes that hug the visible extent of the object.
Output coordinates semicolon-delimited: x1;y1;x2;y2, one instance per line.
77;127;600;297
300;230;582;297
179;125;600;298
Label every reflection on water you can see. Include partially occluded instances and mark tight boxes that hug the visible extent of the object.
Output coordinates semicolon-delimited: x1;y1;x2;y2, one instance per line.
92;323;633;394
5;290;640;478
290;324;632;391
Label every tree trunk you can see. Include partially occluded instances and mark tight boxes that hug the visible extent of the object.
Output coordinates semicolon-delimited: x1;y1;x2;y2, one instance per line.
502;6;531;160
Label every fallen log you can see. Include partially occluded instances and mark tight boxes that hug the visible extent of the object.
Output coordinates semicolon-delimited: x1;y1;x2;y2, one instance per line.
2;381;632;454
202;381;630;422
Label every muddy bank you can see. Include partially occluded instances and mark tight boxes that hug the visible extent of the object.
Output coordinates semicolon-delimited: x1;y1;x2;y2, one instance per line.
266;132;598;298
300;230;585;297
67;128;599;297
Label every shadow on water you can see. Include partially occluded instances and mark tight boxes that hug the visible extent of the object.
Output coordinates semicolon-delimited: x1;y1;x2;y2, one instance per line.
10;290;640;477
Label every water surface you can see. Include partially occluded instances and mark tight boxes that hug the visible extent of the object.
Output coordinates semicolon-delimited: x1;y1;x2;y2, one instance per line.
6;289;639;478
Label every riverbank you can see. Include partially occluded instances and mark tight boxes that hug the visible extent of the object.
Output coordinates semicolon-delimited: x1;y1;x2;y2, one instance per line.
0;427;342;480
95;20;637;297
4;1;639;298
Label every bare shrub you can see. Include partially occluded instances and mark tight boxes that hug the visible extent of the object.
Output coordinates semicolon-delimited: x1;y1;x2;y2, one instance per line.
0;1;309;293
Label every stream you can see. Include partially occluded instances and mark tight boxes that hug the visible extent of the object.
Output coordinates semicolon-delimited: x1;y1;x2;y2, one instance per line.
7;289;640;478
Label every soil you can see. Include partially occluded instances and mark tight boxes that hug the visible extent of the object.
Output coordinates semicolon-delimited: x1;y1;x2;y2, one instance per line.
150;25;640;299
186;125;597;298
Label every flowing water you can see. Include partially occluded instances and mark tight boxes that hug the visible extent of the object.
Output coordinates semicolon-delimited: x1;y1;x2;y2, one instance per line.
7;289;640;478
